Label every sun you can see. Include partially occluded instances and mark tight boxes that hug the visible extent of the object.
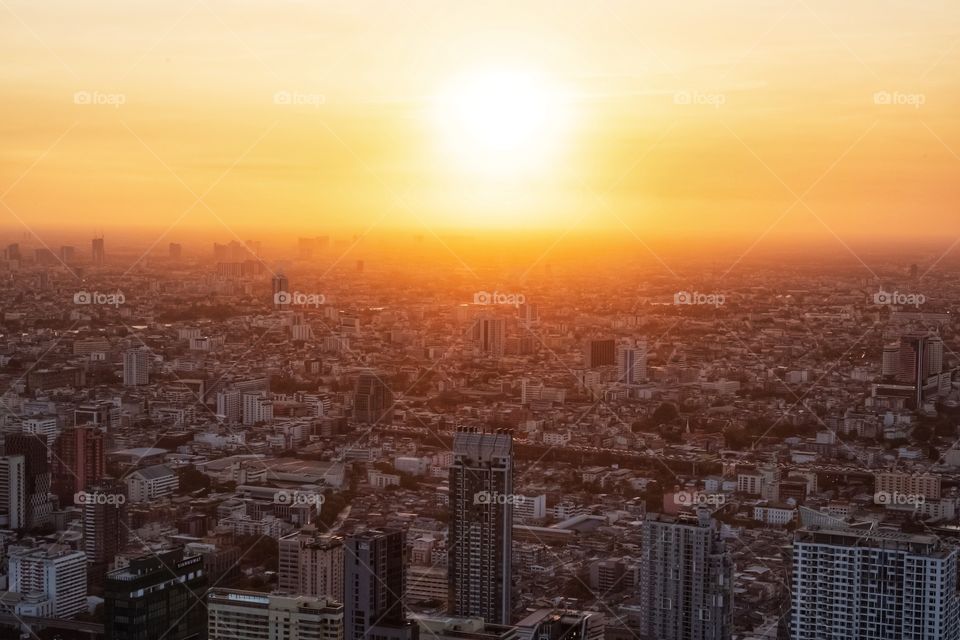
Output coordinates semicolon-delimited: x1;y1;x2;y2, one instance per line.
433;68;572;176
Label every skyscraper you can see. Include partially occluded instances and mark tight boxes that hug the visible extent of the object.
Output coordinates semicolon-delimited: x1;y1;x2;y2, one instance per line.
105;548;207;640
91;236;105;265
169;242;182;259
473;316;506;356
52;426;106;503
791;526;960;640
616;341;647;384
123;347;150;386
584;339;616;368
4;433;53;528
449;427;513;625
273;273;290;308
353;372;394;425
344;529;418;640
639;512;733;640
0;455;26;529
82;480;128;581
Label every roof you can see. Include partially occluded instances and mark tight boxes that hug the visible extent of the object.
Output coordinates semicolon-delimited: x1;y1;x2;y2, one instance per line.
131;464;175;480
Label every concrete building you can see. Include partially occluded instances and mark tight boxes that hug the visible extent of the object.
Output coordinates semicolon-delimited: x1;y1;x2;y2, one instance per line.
9;545;87;618
208;589;344;640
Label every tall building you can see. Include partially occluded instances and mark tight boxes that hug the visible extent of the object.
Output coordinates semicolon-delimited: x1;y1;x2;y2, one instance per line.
344;529;418;640
791;526;960;640
473;317;506;356
60;245;75;262
208;589;344;640
4;433;53;528
123;347;150;386
353;372;394;425
639;512;733;640
876;332;951;408
273;273;290;307
217;389;242;424
278;529;344;601
616;341;647;384
52;425;106;503
449;428;513;625
91;236;105;265
0;455;26;529
105;548;207;640
82;480;128;578
169;242;182;259
584;339;616;368
9;544;87;618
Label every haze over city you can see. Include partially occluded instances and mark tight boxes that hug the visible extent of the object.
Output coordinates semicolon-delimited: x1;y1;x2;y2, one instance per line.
2;2;960;640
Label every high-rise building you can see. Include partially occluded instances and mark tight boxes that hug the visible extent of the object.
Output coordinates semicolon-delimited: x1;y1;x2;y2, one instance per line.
0;455;26;529
639;512;733;640
876;332;950;408
52;425;106;503
82;480;128;578
169;242;182;259
791;526;960;640
208;589;344;640
217;388;242;424
584;339;616;368
105;548;207;640
353;372;394;425
616;341;647;384
344;529;418;640
243;391;274;425
91;236;105;265
473;317;506;356
449;428;513;625
4;433;53;528
273;273;290;308
9;544;87;618
278;529;344;601
123;347;150;386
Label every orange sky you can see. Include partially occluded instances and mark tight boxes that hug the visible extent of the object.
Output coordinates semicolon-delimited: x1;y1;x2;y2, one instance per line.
2;0;959;244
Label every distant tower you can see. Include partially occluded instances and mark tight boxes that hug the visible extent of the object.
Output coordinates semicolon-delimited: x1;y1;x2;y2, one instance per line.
473;316;506;356
60;246;75;263
168;243;182;260
344;529;417;640
449;427;513;625
353;372;394;425
91;236;105;265
272;273;289;308
82;479;128;583
584;339;616;368
123;348;150;386
52;426;106;503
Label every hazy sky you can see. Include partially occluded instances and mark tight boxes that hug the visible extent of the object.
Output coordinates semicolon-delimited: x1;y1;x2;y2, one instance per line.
2;0;959;243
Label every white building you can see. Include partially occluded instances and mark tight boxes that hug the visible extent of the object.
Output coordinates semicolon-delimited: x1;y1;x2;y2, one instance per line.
23;416;58;447
243;392;274;425
9;545;87;618
513;495;547;523
753;503;796;526
122;347;150;386
125;464;178;503
792;527;960;640
208;589;343;640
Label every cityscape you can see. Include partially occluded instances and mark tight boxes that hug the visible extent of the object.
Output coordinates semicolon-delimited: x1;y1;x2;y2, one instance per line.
3;2;960;640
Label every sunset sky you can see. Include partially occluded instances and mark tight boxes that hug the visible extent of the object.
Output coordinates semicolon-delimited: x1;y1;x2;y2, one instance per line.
2;0;960;243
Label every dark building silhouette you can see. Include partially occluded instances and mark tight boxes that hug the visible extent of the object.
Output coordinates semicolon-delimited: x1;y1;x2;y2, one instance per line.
345;529;417;640
353;372;394;425
4;433;52;528
105;548;206;640
52;426;105;503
